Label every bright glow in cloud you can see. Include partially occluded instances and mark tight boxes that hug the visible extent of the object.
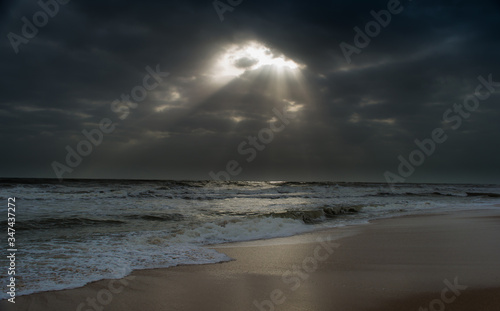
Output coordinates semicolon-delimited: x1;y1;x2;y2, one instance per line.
283;99;304;113
211;41;304;79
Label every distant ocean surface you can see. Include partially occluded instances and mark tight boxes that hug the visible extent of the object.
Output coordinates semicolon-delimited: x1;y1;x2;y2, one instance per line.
1;179;499;299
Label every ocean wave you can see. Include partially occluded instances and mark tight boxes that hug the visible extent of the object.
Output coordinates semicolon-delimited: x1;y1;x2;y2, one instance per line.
265;205;364;224
374;191;467;197
466;192;500;197
125;213;184;222
9;217;126;231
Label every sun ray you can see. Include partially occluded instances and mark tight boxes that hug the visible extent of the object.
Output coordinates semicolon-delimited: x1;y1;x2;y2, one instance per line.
128;40;311;158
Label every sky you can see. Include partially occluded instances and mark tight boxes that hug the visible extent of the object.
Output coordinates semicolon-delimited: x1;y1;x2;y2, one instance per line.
0;0;499;183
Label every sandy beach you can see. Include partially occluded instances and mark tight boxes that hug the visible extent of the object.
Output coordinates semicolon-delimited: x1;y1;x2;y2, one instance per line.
3;208;500;311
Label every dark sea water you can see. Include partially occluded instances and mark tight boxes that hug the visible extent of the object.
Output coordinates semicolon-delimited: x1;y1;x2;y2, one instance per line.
1;178;499;298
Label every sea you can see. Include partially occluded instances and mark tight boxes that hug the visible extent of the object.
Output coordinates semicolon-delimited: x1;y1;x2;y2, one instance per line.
1;178;499;299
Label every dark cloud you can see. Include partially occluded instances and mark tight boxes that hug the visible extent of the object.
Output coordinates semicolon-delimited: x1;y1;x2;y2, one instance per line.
0;0;499;183
234;57;259;69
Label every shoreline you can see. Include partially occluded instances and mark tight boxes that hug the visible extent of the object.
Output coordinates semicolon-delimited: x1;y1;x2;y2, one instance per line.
2;207;500;310
1;208;443;300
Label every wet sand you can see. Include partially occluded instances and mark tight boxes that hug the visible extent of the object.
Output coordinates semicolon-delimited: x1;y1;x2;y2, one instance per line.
2;208;500;311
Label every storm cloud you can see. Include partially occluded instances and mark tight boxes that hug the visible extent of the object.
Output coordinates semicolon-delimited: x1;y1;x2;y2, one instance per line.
0;0;499;183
